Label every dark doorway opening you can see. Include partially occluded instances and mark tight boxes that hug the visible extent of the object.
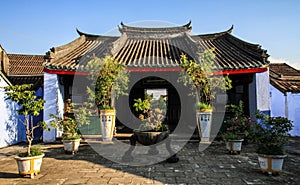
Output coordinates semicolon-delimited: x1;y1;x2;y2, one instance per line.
116;76;181;133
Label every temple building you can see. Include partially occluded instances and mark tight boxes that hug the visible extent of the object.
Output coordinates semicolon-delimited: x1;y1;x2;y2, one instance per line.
42;22;270;142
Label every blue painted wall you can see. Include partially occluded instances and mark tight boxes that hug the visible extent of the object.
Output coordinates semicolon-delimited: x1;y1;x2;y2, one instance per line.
0;77;25;148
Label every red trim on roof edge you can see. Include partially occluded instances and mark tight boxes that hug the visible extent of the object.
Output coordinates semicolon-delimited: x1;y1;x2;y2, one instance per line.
44;68;89;75
44;67;268;75
214;68;268;75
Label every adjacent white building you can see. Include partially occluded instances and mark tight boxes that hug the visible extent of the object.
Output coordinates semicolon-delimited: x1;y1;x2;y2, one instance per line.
270;63;300;136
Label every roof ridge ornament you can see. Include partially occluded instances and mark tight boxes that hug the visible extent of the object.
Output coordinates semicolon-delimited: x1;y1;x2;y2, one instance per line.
227;25;234;34
118;21;192;33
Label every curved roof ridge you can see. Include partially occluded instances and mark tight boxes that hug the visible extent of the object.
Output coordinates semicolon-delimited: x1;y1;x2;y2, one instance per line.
192;25;233;39
118;21;192;33
225;34;269;60
50;35;86;53
76;28;119;39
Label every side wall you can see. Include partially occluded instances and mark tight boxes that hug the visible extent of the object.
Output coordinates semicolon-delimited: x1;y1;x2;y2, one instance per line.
249;70;271;118
270;85;285;117
269;85;300;136
43;73;64;142
287;92;300;136
0;76;24;148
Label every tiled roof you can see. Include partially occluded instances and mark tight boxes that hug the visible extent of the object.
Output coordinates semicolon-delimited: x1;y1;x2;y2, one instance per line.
4;54;44;87
7;54;45;76
270;63;300;93
44;22;269;72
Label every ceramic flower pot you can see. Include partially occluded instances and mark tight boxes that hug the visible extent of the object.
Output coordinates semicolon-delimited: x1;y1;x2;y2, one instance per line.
62;138;81;154
196;109;213;144
100;109;116;143
257;154;287;175
225;139;244;154
15;153;45;179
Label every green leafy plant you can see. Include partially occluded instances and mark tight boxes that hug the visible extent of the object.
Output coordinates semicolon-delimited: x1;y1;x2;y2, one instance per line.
252;111;293;155
85;56;129;111
195;102;213;111
178;49;232;109
222;132;243;141
18;146;42;157
50;99;83;140
222;101;253;141
133;95;168;132
4;84;49;157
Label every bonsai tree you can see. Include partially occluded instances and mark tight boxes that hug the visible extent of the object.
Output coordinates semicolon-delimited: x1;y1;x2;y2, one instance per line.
133;94;168;132
4;84;49;157
222;101;253;141
85;55;129;111
50;99;81;140
178;49;232;110
253;111;293;155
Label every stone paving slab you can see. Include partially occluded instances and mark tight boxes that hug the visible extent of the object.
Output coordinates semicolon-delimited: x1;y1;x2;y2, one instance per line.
0;139;299;185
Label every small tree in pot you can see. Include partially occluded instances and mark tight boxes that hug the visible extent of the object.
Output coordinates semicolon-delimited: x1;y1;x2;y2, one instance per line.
178;49;232;144
85;56;129;143
253;111;293;175
4;84;49;178
133;94;168;133
50;99;85;154
222;101;253;154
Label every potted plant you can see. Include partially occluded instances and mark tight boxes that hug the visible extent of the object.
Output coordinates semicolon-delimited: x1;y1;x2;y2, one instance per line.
222;101;253;154
85;56;129;143
122;94;178;163
253;111;293;175
132;94;169;147
4;84;49;179
50;99;83;154
178;49;232;144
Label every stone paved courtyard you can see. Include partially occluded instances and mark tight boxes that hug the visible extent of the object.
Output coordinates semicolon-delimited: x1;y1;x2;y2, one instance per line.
0;138;299;185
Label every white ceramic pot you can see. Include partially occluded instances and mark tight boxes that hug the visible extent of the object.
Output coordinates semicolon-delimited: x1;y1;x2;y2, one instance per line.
196;110;212;144
62;139;81;154
100;109;116;143
15;153;45;178
257;154;287;175
225;139;244;154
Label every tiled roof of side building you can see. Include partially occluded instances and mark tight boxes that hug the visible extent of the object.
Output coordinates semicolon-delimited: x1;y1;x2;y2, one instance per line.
6;54;45;87
269;63;300;93
44;22;269;72
7;54;45;76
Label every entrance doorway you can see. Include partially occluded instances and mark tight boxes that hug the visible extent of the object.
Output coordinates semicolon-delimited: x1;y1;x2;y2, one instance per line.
116;76;181;133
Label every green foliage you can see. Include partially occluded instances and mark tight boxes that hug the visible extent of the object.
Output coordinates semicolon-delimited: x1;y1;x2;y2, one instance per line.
50;114;80;140
4;84;45;116
222;132;244;141
86;56;129;109
18;146;43;157
133;95;151;113
253;111;293;155
133;95;168;132
195;102;212;111
178;49;232;106
222;101;253;141
4;84;49;157
50;99;83;140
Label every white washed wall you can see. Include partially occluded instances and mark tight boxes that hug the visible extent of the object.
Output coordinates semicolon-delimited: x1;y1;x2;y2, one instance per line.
43;73;64;142
270;85;285;117
270;85;300;136
249;70;271;117
0;77;24;148
287;92;300;136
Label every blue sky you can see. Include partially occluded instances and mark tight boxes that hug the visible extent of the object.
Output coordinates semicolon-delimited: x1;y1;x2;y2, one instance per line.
1;0;300;68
